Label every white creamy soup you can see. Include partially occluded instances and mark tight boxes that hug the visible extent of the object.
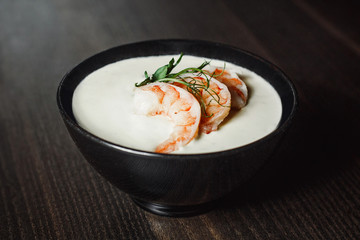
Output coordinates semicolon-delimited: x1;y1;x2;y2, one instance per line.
72;55;282;154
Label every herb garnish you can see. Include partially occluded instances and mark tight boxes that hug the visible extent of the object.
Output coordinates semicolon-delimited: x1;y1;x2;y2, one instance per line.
135;53;227;116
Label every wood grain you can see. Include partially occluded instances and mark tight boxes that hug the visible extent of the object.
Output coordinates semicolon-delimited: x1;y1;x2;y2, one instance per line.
0;0;359;239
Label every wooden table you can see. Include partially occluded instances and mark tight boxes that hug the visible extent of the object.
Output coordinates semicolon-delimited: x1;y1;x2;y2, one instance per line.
1;0;359;239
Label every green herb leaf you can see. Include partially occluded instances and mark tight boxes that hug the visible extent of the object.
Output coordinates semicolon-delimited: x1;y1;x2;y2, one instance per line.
167;52;183;73
153;65;168;80
197;60;210;70
167;58;175;73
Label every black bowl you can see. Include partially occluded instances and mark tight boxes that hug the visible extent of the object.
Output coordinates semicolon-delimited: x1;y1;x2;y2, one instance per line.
57;39;298;217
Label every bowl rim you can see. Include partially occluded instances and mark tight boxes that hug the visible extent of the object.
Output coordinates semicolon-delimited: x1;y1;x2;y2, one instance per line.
57;39;298;159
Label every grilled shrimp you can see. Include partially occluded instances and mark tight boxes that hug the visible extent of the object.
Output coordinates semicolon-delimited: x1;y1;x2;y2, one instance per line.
134;82;201;153
205;66;248;109
175;73;231;134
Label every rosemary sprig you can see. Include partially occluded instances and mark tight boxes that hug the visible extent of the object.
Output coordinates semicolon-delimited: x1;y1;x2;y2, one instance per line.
135;53;227;117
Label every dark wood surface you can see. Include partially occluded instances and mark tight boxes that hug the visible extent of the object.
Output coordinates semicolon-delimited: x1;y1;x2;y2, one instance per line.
1;0;359;239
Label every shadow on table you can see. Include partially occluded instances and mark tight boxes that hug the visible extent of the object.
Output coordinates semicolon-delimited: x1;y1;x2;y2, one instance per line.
219;91;359;209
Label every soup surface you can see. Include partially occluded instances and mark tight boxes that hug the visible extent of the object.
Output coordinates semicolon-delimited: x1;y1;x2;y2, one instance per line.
72;55;282;154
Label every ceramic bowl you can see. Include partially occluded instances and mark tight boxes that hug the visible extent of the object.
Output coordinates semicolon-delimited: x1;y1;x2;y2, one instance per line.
57;39;297;217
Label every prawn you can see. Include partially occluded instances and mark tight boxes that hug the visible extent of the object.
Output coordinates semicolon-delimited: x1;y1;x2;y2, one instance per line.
175;73;231;134
134;82;201;153
205;66;248;109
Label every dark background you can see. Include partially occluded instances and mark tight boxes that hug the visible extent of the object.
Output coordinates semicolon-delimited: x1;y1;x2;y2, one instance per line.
1;0;359;239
